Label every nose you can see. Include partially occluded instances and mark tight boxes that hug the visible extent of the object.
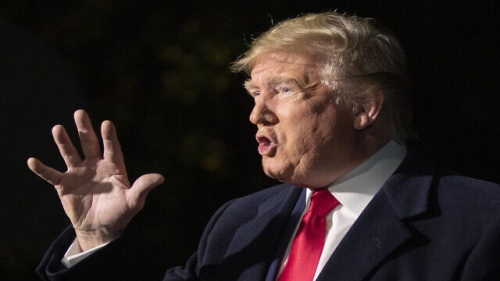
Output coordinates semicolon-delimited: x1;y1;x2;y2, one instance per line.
249;94;278;125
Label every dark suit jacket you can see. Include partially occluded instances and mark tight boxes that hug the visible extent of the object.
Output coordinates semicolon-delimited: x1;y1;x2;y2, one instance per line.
37;148;500;280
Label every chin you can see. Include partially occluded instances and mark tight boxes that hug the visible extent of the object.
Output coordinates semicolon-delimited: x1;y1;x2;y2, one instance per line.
262;166;288;182
263;170;305;187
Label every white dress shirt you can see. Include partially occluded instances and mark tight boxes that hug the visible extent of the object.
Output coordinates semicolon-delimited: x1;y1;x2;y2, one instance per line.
279;140;407;280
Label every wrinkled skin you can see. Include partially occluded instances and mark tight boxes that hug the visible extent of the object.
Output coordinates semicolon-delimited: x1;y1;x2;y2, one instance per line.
246;53;370;189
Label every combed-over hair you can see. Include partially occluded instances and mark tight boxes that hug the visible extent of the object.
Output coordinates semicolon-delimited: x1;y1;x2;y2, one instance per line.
231;12;416;142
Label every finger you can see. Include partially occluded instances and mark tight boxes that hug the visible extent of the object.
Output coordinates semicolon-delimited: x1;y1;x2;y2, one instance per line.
74;109;102;160
27;157;64;185
52;125;82;167
127;173;164;210
101;120;125;166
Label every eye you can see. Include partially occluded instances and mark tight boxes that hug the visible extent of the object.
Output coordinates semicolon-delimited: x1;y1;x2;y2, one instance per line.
275;84;297;95
250;91;261;98
279;87;290;93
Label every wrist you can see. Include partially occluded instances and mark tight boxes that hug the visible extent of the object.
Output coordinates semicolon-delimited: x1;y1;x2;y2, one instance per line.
75;229;121;251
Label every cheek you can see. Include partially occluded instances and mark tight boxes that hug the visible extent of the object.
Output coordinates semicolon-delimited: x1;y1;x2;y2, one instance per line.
277;101;345;151
302;112;348;155
282;116;326;157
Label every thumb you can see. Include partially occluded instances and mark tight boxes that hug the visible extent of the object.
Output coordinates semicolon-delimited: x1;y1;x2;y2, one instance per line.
127;173;164;210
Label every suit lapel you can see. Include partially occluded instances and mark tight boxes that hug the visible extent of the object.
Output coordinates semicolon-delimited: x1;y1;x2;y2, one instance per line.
221;185;303;280
265;189;307;281
318;148;436;281
317;193;414;280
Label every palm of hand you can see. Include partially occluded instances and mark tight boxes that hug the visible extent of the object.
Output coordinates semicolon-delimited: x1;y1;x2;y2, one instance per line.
28;110;164;250
57;159;131;234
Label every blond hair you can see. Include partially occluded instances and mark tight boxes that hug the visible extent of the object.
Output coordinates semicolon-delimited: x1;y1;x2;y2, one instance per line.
231;12;416;142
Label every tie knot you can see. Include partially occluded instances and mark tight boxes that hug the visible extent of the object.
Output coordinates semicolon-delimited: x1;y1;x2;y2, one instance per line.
309;189;339;216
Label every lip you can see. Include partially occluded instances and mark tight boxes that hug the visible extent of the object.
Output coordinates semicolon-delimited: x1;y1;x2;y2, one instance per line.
256;134;278;156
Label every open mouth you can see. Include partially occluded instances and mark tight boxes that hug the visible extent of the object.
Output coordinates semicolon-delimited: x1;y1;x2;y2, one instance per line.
256;135;277;156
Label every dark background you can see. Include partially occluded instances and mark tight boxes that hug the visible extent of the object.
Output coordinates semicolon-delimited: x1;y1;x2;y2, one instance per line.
0;0;498;280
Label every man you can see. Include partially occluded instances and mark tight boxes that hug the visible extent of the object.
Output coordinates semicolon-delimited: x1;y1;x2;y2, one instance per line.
28;12;500;280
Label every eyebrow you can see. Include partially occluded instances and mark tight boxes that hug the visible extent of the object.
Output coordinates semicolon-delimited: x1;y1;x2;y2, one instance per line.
244;76;300;93
244;80;259;93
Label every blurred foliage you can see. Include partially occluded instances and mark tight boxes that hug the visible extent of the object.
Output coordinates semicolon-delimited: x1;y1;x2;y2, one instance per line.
0;1;282;279
1;0;274;186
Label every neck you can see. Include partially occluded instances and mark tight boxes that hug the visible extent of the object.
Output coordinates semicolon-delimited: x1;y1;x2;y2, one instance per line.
307;134;393;190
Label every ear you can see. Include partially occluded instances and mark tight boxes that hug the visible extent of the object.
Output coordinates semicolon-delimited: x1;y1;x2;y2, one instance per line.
353;91;384;130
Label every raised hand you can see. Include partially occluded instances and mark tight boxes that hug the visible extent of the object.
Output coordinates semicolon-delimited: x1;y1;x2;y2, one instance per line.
27;109;164;251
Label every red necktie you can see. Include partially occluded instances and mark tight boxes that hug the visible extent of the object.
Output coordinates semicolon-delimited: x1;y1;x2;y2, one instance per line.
278;189;339;281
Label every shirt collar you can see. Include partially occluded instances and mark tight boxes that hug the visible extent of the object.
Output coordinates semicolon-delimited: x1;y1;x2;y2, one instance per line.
306;140;407;217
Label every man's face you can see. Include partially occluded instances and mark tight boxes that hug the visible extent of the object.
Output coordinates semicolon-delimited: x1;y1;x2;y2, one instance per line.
246;53;362;189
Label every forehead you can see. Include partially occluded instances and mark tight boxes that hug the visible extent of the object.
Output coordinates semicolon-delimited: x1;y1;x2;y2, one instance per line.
248;53;320;85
